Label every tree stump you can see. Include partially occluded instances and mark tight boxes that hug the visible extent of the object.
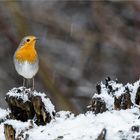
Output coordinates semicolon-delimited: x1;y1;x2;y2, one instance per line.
5;88;35;121
4;120;33;140
5;87;55;125
88;78;133;113
88;97;106;114
114;92;132;110
4;87;56;140
32;92;56;125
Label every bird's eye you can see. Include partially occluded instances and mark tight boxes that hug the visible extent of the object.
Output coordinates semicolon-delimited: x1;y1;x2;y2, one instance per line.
26;39;30;42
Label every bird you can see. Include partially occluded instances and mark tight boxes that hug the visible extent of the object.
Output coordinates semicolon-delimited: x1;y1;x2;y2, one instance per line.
13;36;39;90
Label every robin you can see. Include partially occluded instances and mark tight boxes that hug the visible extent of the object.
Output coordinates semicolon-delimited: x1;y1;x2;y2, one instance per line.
14;36;39;90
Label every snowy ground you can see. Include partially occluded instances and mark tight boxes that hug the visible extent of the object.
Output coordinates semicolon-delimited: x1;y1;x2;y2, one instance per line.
27;109;140;140
0;108;140;140
1;79;140;140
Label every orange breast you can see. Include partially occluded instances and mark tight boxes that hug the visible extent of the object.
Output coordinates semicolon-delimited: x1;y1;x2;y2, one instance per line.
15;46;37;63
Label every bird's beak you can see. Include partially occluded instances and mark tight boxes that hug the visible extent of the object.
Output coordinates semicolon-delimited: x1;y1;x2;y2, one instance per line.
33;37;39;42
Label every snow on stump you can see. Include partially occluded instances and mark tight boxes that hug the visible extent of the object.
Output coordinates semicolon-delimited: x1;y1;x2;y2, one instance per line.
5;87;55;125
88;77;139;113
5;88;35;121
4;120;33;140
32;91;55;125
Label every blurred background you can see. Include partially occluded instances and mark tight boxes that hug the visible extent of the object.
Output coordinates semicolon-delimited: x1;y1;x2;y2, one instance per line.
0;0;140;113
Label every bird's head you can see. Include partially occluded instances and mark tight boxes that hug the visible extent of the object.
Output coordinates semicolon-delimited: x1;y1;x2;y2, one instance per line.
19;36;37;49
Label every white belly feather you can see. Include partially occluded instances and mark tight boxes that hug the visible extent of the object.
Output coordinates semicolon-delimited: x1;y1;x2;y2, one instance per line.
14;60;39;79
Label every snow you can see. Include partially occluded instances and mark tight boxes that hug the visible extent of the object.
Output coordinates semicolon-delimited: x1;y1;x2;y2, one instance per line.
0;108;140;140
0;108;10;140
0;108;9;120
6;87;30;102
2;79;140;140
0;124;5;140
28;108;140;140
130;80;140;104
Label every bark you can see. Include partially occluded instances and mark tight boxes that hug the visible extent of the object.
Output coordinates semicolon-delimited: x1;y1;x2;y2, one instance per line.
114;92;132;110
88;97;106;114
4;124;15;140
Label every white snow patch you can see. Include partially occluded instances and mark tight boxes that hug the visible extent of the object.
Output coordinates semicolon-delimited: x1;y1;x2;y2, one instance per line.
0;123;5;140
6;87;29;102
25;108;140;140
0;108;10;140
0;108;9;120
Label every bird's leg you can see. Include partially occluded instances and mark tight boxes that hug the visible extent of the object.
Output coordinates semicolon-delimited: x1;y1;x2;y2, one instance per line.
23;78;26;87
22;78;26;96
32;77;35;91
27;79;30;89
